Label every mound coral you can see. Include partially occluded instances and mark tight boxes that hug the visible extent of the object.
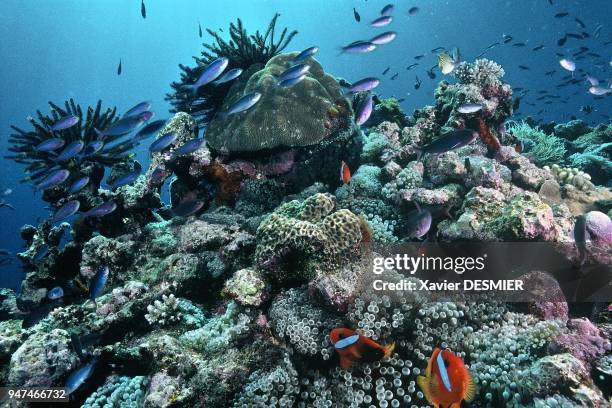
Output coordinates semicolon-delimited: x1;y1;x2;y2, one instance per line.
166;14;298;126
205;52;350;153
255;193;364;285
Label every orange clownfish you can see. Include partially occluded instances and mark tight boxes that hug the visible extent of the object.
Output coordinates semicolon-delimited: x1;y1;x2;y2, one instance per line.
330;328;395;369
417;348;476;408
340;161;351;184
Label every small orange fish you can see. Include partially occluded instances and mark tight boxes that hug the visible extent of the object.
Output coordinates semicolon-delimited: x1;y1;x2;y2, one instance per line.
340;161;351;184
417;348;476;408
330;328;395;369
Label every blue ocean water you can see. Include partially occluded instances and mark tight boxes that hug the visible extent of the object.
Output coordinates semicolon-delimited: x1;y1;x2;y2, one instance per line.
0;0;610;291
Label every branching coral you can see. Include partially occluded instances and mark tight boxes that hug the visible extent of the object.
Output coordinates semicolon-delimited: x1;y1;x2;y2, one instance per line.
145;293;183;327
166;14;298;126
508;121;566;166
5;99;136;202
543;164;594;191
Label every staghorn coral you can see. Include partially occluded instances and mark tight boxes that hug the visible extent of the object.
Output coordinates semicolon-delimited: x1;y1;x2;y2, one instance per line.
5;99;136;203
166;14;297;126
205;52;350;153
145;293;183;328
508;121;566;166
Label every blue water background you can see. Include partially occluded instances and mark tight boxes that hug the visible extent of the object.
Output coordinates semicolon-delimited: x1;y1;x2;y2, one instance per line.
1;0;610;290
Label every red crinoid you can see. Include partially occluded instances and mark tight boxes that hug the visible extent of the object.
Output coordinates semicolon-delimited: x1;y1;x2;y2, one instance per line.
477;118;501;153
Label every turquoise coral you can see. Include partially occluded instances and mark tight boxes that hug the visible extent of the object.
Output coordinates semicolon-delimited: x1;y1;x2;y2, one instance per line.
508;121;566;166
82;375;149;408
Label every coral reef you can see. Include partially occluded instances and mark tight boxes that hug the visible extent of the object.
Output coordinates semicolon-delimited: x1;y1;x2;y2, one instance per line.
4;54;611;408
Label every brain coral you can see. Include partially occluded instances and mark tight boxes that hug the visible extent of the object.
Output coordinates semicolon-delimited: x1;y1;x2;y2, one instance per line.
255;193;363;285
205;52;350;153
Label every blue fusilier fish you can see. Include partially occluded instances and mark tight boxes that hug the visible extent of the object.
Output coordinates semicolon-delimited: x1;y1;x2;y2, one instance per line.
54;141;85;162
174;138;205;156
380;4;394;15
191;57;229;93
98;113;147;137
51;115;79;131
109;170;140;190
355;94;374;126
82;140;105;156
123;101;151;117
278;64;310;82
135;119;166;141
35;169;70;191
370;15;393;27
36;138;65;152
220;92;262;117
369;31;397;45
69;176;90;194
52;200;80;223
87;266;109;306
345;77;380;94
340;41;376;54
82;201;117;218
65;359;97;394
574;214;588;266
292;46;319;63
47;286;64;300
415;129;479;160
213;68;243;85
278;75;306;87
149;132;178;152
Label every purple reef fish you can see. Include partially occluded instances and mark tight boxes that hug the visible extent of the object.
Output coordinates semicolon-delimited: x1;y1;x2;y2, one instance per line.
55;141;85;162
36;138;65;152
221;92;262;117
345;77;380;94
192;57;229;92
149;132;178;152
36;169;70;191
213;68;243;85
123;101;152;117
292;46;319;63
109;171;140;190
174;138;205;156
69;176;90;194
51;115;79;131
355;94;374;126
416;129;479;160
340;41;376;54
369;31;397;45
173;199;205;217
82;201;117;218
52;200;80;223
83;140;105;156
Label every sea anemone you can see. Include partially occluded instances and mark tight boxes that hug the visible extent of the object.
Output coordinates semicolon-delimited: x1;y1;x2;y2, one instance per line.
5;99;137;201
166;13;298;126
